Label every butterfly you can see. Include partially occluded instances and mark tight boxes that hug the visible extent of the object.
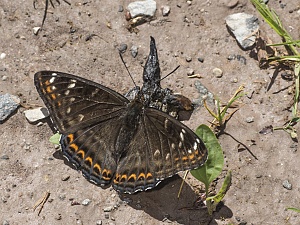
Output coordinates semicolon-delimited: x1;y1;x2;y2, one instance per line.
34;36;207;194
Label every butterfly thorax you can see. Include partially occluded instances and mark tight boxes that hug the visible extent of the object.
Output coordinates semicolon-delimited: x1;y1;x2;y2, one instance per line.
114;97;143;157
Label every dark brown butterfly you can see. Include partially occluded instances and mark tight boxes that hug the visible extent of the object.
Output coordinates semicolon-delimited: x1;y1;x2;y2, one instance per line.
34;37;207;193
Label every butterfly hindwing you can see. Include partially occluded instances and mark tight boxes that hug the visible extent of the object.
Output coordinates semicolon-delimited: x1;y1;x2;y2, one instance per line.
113;108;207;193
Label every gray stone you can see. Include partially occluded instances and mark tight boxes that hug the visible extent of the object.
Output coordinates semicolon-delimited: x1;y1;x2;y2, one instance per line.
2;220;10;225
1;155;9;160
24;107;49;122
96;220;102;225
194;81;214;107
118;43;127;53
283;180;292;190
0;94;20;122
225;13;259;50
130;45;138;58
127;0;157;18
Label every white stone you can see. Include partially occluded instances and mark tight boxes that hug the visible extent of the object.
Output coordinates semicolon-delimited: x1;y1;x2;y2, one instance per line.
24;107;49;122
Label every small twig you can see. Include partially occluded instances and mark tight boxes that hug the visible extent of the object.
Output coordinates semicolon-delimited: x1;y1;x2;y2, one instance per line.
187;74;203;79
177;171;189;199
33;191;50;216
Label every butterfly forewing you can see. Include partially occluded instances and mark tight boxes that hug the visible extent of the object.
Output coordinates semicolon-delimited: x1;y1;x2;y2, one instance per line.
34;71;129;133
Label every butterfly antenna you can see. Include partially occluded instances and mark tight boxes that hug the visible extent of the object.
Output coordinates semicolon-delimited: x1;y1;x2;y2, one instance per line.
119;52;137;87
159;65;180;81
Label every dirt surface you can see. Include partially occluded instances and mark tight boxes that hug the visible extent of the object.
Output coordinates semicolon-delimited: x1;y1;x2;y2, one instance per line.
1;0;300;224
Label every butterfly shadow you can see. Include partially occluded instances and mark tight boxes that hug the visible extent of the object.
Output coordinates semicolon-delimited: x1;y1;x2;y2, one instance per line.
119;175;233;225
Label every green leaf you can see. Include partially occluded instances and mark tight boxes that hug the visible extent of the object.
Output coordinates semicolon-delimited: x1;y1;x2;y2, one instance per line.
206;170;232;203
49;133;61;145
191;124;224;189
287;207;300;213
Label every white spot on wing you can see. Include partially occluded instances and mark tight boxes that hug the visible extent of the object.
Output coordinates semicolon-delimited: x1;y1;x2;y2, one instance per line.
49;77;55;83
180;132;184;142
196;138;200;143
52;73;57;76
64;90;70;95
193;142;198;150
154;149;160;157
179;141;183;149
51;86;56;90
78;114;84;121
171;143;175;150
165;153;170;160
70;97;76;102
68;83;76;88
188;149;192;154
66;107;71;114
181;129;186;134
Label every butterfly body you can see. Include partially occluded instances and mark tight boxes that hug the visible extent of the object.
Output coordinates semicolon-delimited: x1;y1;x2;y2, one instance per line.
35;37;207;194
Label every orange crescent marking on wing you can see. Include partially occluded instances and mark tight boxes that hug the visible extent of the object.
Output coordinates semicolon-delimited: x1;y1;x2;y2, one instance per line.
85;156;93;166
102;169;112;181
137;173;145;180
146;173;153;179
77;149;85;159
128;174;137;181
93;163;101;174
68;134;74;143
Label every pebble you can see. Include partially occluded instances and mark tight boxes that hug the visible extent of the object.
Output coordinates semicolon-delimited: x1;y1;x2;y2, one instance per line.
1;155;9;160
127;0;157;18
2;220;9;225
118;5;124;12
118;43;127;53
235;216;247;225
245;117;254;123
212;68;223;78
76;219;83;225
225;13;259;50
104;213;109;219
185;56;192;62
226;0;239;8
0;94;20;122
161;5;170;16
187;68;194;76
33;27;41;35
61;175;70;181
197;57;204;63
130;45;138;58
81;199;92;206
2;75;8;81
24;107;49;122
283;180;292;190
0;53;6;59
103;206;113;212
59;194;66;201
55;214;62;220
187;1;192;5
96;220;102;225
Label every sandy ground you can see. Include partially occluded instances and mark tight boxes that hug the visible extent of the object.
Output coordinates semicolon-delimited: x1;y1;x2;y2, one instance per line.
1;0;300;224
